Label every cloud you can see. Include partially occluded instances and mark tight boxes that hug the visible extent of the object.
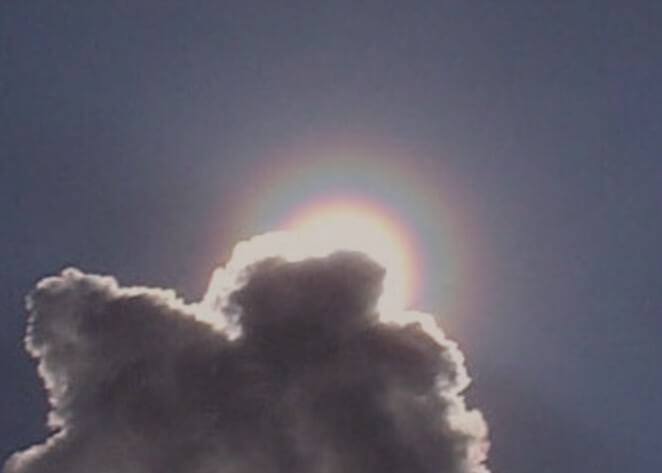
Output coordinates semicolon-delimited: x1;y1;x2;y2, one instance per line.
4;236;489;473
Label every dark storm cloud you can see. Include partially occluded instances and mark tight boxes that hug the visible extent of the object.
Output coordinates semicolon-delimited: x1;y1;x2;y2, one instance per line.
4;250;489;473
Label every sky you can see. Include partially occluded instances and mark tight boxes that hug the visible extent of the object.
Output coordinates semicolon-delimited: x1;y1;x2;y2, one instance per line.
2;1;661;472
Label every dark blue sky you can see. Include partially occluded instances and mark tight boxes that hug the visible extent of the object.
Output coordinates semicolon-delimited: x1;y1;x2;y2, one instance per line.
2;1;661;472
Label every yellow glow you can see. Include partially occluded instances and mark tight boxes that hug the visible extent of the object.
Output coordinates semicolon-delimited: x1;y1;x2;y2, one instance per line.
283;200;416;313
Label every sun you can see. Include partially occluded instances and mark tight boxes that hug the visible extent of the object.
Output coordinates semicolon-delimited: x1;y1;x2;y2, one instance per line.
201;196;422;329
283;198;417;313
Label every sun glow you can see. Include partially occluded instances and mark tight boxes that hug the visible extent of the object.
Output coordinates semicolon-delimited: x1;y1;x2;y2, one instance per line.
283;198;417;313
202;197;419;330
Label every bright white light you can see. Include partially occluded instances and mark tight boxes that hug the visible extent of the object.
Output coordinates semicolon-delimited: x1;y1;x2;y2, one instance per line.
284;202;415;314
201;201;417;330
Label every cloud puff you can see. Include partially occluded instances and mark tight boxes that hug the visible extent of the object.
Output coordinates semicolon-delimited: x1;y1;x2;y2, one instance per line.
4;239;489;473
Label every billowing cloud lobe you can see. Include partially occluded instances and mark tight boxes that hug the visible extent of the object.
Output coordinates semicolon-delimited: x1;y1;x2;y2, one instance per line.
4;243;489;473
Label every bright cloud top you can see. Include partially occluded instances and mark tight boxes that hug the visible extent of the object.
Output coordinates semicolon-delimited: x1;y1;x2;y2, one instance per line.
283;197;417;313
203;198;418;329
